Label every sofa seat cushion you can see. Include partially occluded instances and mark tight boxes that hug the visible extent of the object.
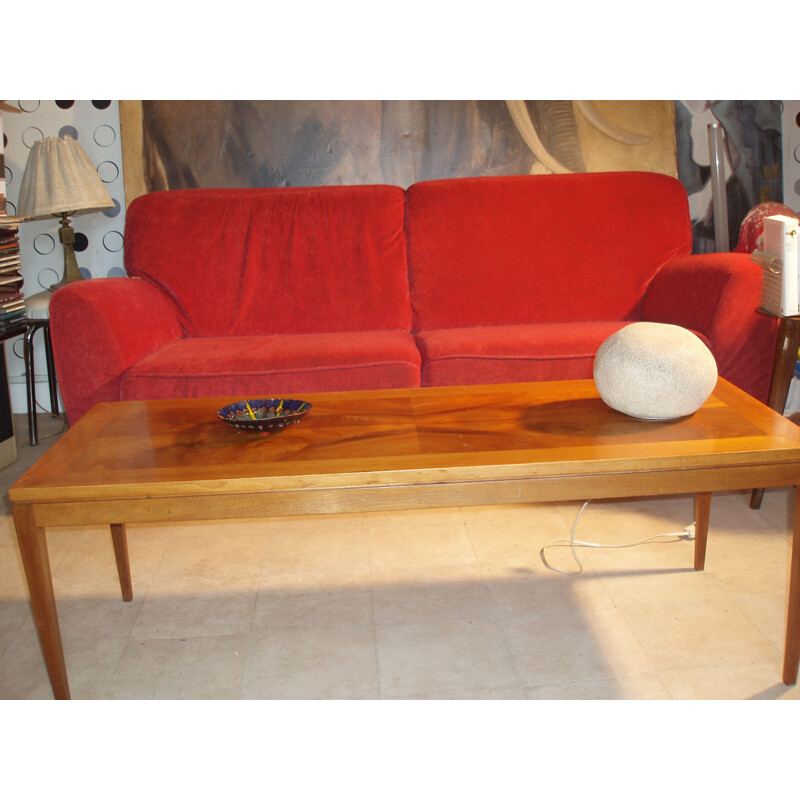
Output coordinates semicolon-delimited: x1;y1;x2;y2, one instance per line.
416;321;711;387
120;331;421;401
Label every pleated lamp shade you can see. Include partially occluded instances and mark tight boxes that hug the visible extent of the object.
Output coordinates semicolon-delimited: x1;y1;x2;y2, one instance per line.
17;135;114;218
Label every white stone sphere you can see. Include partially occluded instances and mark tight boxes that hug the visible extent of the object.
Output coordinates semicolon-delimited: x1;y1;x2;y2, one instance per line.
593;322;718;420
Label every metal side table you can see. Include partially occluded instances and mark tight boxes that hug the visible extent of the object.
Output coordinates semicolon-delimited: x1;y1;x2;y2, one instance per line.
23;317;59;445
0;317;59;446
22;290;61;446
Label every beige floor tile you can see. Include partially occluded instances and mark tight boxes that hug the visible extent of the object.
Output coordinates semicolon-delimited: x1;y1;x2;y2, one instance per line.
366;508;477;574
133;578;258;639
502;605;656;686
581;539;696;576
53;535;169;593
371;564;495;626
594;564;723;607
0;616;126;701
154;530;266;584
707;490;788;533
254;574;373;631
699;531;792;595
0;628;61;699
39;524;125;546
375;618;520;697
619;597;781;672
523;673;672;700
61;636;129;700
461;502;574;574
260;514;370;578
51;539;123;592
126;535;171;587
567;502;697;577
2;537;75;598
727;591;789;650
391;684;528;699
107;634;248;699
53;585;146;641
0;545;29;600
658;662;800;700
485;572;612;619
0;598;30;662
0;515;18;547
242;626;379;699
753;487;794;535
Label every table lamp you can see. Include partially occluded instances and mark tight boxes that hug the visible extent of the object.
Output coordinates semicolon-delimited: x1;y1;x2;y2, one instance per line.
17;135;114;290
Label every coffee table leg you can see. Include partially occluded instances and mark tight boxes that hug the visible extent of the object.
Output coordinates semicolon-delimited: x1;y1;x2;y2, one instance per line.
783;486;800;684
12;503;70;700
110;524;133;602
693;492;711;571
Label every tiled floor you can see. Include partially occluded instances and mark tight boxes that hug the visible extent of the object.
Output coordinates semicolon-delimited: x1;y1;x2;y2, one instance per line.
2;413;800;700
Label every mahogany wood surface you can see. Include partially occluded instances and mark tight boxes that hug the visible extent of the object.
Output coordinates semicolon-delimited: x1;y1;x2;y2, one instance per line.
10;378;800;698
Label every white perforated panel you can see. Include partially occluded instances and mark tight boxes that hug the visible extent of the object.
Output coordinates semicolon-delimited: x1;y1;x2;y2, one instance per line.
1;101;126;413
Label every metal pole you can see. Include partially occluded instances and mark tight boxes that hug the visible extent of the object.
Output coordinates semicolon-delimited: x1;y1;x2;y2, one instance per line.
708;122;729;252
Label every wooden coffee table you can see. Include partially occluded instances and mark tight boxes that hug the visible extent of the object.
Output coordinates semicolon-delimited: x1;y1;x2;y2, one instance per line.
10;378;800;699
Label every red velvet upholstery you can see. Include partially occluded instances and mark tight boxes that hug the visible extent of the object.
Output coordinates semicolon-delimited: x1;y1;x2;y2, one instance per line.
50;278;183;422
49;173;778;424
120;332;420;401
405;172;692;329
416;321;711;387
124;186;411;336
406;173;777;402
52;185;419;423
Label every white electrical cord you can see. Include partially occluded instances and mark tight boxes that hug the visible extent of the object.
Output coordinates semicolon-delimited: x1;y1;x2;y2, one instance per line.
540;500;697;576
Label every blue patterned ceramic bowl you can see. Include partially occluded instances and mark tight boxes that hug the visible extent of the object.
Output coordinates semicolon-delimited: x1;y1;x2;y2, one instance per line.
217;398;312;434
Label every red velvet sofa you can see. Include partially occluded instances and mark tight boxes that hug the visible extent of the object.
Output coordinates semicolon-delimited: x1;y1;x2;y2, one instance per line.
50;171;778;424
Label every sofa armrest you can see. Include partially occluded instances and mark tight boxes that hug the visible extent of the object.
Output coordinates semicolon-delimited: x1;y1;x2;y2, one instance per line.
50;277;183;423
640;253;779;402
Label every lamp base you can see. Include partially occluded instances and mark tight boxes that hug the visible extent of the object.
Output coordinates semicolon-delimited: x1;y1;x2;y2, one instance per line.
52;214;85;290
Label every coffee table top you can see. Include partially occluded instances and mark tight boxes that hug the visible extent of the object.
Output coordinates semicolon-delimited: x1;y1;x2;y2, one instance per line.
10;379;800;505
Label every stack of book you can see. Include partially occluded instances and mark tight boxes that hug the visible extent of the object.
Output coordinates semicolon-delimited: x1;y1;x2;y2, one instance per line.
0;219;25;331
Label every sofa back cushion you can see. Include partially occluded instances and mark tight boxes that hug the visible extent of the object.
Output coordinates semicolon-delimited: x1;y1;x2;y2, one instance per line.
124;185;411;337
405;172;693;331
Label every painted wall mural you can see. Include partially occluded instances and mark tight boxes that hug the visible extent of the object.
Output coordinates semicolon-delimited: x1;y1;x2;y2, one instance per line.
120;100;678;204
121;100;784;257
675;100;783;253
